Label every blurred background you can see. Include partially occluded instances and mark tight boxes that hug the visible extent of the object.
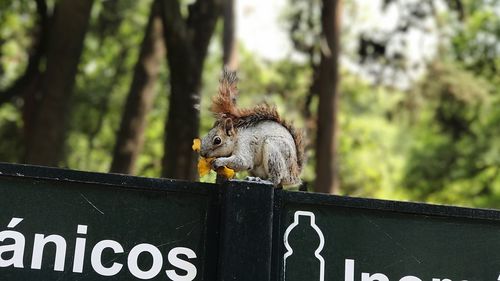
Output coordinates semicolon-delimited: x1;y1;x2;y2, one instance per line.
0;0;499;207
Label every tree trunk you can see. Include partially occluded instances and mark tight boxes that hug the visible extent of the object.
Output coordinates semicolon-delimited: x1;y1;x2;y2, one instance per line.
160;0;223;180
223;0;238;70
162;62;202;180
314;0;342;194
24;0;94;166
110;0;165;174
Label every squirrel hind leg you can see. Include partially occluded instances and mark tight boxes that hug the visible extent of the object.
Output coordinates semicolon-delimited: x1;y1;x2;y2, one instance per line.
262;141;287;187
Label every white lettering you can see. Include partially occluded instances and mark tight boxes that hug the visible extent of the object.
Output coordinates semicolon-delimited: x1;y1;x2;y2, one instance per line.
128;243;163;280
0;217;25;268
31;234;67;271
72;225;88;273
1;218;202;278
91;240;123;276
400;277;422;281
345;259;355;281
166;247;197;281
348;259;466;281
362;272;390;281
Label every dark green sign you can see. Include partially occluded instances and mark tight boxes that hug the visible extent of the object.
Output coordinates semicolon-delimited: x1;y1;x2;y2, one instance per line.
0;168;218;281
276;192;500;281
3;163;500;281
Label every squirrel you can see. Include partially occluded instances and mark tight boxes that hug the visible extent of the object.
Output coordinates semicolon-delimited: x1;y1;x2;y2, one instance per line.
199;69;305;187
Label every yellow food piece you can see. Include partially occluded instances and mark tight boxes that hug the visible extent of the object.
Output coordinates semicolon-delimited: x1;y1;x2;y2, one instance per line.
197;156;235;179
192;138;201;152
193;139;235;179
217;166;235;179
198;157;214;177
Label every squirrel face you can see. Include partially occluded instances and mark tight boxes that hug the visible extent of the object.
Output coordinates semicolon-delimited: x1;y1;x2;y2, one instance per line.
200;118;236;158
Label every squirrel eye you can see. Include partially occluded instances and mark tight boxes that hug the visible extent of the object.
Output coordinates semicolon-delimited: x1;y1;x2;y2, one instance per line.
213;136;222;145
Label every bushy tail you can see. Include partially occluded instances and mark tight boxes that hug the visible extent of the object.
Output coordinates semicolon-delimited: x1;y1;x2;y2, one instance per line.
211;68;305;172
211;68;240;118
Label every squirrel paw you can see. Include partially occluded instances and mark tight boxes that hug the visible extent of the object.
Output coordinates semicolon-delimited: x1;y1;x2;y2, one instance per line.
244;176;273;185
212;158;225;170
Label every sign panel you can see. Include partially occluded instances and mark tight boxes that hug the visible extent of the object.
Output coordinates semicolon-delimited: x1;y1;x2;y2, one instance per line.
277;192;500;281
0;170;218;281
4;163;500;281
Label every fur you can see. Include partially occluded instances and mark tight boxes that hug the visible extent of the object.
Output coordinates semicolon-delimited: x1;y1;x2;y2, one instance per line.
211;68;305;172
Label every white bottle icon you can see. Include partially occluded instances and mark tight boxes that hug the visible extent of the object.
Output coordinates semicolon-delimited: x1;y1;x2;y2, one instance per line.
283;211;325;281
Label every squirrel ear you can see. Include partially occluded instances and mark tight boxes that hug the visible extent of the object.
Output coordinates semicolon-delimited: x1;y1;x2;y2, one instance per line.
224;118;235;136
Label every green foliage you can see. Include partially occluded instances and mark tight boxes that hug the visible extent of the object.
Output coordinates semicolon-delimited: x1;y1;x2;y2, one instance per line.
452;1;500;82
452;1;500;78
394;1;500;207
337;74;409;200
331;58;500;208
0;0;499;209
67;0;154;172
0;103;23;162
0;0;38;163
402;61;500;207
0;0;36;88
